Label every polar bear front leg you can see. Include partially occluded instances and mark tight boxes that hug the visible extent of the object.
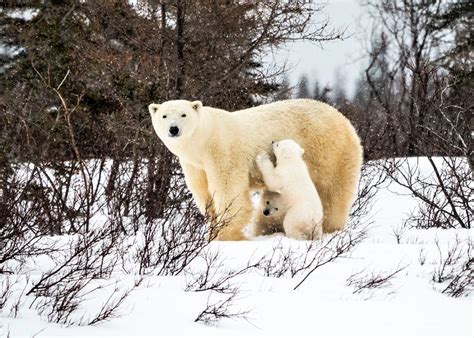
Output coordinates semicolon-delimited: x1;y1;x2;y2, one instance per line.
207;168;252;241
180;160;215;217
256;152;283;192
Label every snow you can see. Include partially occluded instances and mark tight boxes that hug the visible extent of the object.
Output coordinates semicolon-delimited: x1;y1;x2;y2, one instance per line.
0;8;39;21
1;158;472;337
0;43;24;58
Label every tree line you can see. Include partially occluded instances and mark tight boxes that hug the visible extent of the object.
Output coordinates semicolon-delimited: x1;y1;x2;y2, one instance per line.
291;0;471;163
0;0;471;235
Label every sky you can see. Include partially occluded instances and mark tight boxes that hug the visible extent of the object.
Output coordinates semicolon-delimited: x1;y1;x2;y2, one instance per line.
266;0;370;99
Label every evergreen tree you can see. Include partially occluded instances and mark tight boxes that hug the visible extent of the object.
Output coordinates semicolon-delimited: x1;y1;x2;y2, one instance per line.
319;85;332;103
274;76;291;101
312;79;321;100
352;73;370;107
296;74;310;98
332;70;347;106
433;0;473;90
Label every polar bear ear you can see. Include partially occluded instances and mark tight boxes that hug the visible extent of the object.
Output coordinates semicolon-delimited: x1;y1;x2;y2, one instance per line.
148;103;160;115
191;101;202;111
300;147;305;155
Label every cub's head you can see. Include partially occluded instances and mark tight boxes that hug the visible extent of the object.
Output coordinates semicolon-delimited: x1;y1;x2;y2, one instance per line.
272;139;304;161
148;100;202;141
261;190;285;218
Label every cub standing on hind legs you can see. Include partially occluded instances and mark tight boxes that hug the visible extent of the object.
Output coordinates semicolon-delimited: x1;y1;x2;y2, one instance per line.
256;139;324;240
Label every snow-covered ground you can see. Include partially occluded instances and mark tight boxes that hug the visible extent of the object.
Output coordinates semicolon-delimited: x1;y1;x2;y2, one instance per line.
1;158;472;337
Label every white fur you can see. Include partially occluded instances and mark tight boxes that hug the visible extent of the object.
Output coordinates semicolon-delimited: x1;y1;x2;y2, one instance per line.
256;139;323;240
148;99;363;241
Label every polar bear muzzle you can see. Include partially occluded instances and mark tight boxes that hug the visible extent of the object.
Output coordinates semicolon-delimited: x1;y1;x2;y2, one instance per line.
168;125;181;137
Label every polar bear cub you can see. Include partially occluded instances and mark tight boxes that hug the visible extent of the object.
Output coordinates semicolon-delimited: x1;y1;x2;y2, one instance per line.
252;190;285;237
256;139;324;240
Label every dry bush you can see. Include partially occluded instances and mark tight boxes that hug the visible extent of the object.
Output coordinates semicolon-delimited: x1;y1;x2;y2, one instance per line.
133;199;214;276
0;277;14;312
186;250;252;326
384;158;471;229
432;237;473;297
194;291;250;326
0;165;60;274
24;224;127;325
346;265;406;297
87;283;134;326
350;160;388;221
291;223;368;290
185;250;262;294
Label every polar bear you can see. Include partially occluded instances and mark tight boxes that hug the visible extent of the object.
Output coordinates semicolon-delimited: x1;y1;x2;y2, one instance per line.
252;190;285;237
256;139;324;240
148;99;363;241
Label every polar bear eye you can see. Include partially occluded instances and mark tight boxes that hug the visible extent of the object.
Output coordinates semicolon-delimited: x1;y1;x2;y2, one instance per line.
266;201;269;205
162;115;167;119
181;114;186;118
275;208;279;211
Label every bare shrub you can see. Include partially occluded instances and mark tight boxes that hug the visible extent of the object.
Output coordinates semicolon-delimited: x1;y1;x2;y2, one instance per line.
133;197;230;276
346;265;406;296
384;157;471;229
1;145;224;326
32;277;138;327
432;237;473;297
23;224;131;325
86;282;136;326
34;277;86;325
185;247;256;326
441;258;473;298
418;248;427;266
194;292;250;326
292;223;367;290
350;160;388;222
392;226;406;244
185;250;262;294
0;165;60;273
258;240;295;278
0;277;13;312
250;221;367;289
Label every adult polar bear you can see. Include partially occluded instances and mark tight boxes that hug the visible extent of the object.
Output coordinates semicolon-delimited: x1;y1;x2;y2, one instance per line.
148;99;363;241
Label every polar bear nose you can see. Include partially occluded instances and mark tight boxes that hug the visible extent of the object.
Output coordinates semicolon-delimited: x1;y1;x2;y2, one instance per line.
263;209;270;216
169;126;180;137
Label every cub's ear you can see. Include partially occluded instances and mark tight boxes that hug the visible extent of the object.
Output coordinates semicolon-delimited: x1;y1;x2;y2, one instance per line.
148;103;160;115
191;101;202;111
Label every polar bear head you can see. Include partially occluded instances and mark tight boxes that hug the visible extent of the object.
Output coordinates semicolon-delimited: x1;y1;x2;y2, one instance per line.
148;100;202;141
272;139;304;161
261;190;285;217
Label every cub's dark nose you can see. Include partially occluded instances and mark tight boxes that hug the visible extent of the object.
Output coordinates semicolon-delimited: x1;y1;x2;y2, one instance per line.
263;209;270;216
169;126;180;136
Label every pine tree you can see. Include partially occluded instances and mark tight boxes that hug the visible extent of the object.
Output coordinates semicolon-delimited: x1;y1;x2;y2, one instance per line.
332;70;347;106
297;74;310;98
312;80;321;100
433;0;473;98
275;76;291;101
319;86;332;103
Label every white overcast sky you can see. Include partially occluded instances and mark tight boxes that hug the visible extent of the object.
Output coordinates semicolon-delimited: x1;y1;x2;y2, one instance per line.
266;0;370;98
